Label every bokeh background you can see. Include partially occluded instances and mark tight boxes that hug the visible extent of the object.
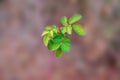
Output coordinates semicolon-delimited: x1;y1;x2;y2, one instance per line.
0;0;120;80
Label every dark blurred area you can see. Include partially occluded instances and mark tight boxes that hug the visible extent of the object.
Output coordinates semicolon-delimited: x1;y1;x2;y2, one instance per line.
0;0;120;80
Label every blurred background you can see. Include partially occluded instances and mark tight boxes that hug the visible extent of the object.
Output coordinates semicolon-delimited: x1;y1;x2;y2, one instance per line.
0;0;120;80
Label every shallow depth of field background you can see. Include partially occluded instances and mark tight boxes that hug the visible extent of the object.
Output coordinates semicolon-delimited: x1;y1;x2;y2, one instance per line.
0;0;120;80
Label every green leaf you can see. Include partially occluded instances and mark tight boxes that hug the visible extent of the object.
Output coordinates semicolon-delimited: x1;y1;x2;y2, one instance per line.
69;14;82;24
50;31;54;37
66;26;72;35
48;40;61;51
45;26;53;31
53;34;63;42
61;16;68;26
61;43;70;52
60;36;71;52
43;35;50;46
56;48;62;57
53;29;58;34
61;27;66;34
62;36;71;46
52;25;57;28
72;24;86;36
41;31;49;36
52;25;58;34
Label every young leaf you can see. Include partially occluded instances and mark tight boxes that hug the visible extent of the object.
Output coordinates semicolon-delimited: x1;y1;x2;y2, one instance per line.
72;24;86;36
52;25;58;34
61;27;66;34
69;14;82;24
48;40;61;51
61;16;68;26
50;31;54;37
61;43;70;52
53;34;63;42
61;36;70;52
66;26;72;35
53;29;58;34
45;26;53;31
52;25;57;28
41;31;49;36
62;36;71;46
43;35;50;46
56;48;62;57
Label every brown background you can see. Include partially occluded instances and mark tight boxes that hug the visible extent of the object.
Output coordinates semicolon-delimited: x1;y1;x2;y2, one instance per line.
0;0;120;80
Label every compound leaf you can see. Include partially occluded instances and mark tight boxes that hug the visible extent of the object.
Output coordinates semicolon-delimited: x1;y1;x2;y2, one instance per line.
42;14;86;57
